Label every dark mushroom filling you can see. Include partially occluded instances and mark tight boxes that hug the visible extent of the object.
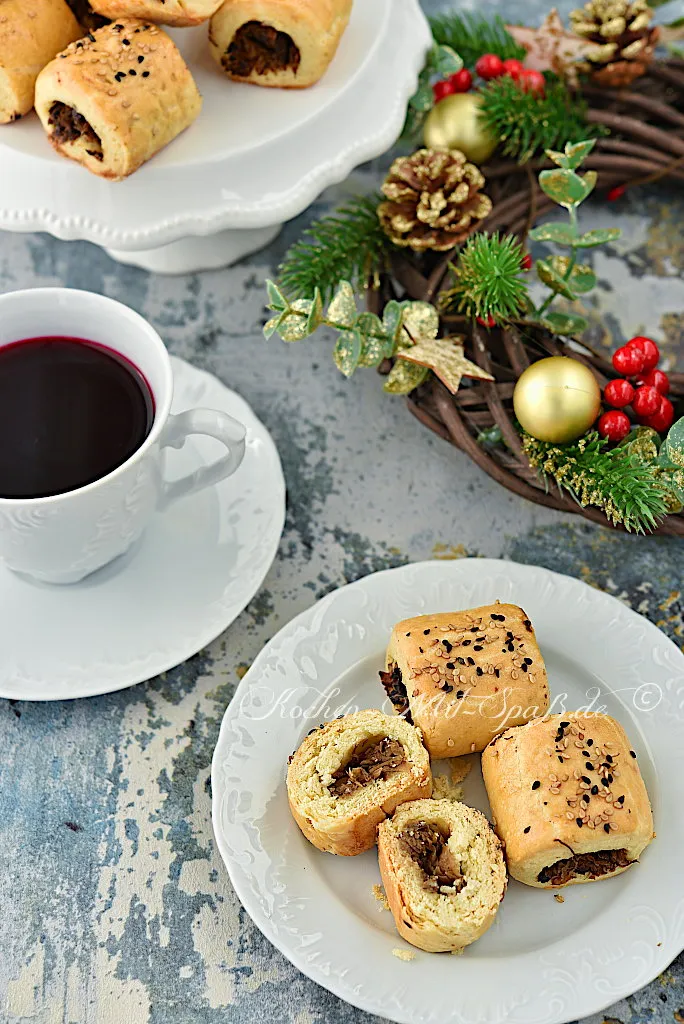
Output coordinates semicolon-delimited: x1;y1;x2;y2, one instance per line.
537;848;632;886
65;0;110;30
48;102;103;161
328;736;406;797
398;820;466;894
222;20;301;77
379;663;412;722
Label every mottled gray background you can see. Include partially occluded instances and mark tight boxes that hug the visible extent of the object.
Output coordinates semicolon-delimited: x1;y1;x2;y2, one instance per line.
1;0;683;1022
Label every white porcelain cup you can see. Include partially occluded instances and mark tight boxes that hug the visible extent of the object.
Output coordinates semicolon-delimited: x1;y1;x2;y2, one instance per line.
0;288;246;584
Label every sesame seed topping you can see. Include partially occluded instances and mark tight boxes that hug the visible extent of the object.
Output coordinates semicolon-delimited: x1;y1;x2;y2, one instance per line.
604;823;611;833
532;781;540;790
524;826;531;833
630;750;637;758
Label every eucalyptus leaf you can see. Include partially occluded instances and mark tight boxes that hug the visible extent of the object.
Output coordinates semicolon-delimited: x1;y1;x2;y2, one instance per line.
550;256;596;294
266;279;287;311
431;43;463;77
546;140;596;170
410;81;435;112
383;360;430;395
665;417;684;467
278;303;313;342
536;258;577;300
263;314;284;340
540;311;589;336
356;312;387;366
538;168;595;208
399;300;440;347
305;288;324;333
327;280;357;327
382;300;404;355
529;222;577;246
573;228;621;248
333;329;362;377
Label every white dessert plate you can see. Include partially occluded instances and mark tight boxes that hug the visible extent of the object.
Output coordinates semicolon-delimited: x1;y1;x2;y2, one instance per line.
212;559;684;1024
0;356;285;701
0;0;431;252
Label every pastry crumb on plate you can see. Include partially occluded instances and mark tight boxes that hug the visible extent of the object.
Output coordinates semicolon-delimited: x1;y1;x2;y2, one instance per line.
392;948;416;962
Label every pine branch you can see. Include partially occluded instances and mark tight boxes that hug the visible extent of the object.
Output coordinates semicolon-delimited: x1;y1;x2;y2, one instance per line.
479;77;605;163
440;233;529;321
428;12;526;68
278;195;391;303
523;432;670;533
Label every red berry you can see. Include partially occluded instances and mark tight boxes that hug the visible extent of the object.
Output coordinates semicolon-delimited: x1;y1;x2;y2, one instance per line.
477;315;496;328
607;185;627;202
521;253;533;272
612;345;645;376
641;395;674;434
449;68;472;93
502;58;524;81
597;410;631;442
603;378;635;408
475;53;505;80
627;335;659;372
520;69;546;95
433;79;455;102
631;385;661;418
639;368;670;395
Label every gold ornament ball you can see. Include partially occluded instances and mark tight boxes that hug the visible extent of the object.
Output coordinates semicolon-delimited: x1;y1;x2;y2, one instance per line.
513;357;602;443
423;93;498;164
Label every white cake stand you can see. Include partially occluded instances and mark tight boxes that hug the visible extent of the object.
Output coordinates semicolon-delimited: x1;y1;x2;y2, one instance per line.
0;0;430;274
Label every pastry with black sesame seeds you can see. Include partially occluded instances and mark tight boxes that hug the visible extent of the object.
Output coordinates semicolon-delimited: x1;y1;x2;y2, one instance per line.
380;606;549;759
287;709;432;857
34;19;201;180
209;0;352;89
378;799;507;953
88;0;223;27
0;0;81;125
481;713;654;887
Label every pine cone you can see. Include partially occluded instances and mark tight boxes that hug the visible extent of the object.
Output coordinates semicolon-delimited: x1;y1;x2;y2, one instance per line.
570;0;658;86
377;149;493;253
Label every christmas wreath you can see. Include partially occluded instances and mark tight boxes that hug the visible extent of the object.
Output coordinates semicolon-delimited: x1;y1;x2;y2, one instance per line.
265;2;684;535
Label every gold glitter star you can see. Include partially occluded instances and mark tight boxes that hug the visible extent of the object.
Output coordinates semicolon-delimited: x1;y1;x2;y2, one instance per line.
397;336;494;394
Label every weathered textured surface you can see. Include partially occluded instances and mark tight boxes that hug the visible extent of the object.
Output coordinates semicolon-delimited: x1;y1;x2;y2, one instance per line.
1;1;683;1021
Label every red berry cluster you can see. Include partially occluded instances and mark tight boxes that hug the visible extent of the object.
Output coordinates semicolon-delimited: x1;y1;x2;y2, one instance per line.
598;336;673;441
432;54;544;103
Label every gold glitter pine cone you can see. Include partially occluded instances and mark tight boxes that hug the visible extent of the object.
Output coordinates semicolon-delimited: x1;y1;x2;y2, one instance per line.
570;0;659;86
377;148;493;253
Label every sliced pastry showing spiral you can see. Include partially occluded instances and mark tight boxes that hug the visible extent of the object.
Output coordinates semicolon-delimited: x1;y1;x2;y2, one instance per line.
35;20;201;180
287;709;432;857
481;712;654;887
88;0;223;27
0;0;81;125
378;799;507;953
209;0;353;89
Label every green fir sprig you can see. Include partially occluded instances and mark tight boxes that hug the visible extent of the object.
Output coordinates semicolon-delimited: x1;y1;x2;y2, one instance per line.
277;195;391;303
523;431;670;533
428;12;526;69
479;76;603;163
441;233;529;322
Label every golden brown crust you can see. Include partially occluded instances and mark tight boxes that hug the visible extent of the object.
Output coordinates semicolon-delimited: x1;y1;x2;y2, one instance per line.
208;0;352;89
90;0;223;27
286;710;432;857
0;0;81;124
34;19;201;180
384;605;550;759
481;713;654;887
378;799;507;952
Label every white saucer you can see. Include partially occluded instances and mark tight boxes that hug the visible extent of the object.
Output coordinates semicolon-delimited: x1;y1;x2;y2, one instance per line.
0;357;285;701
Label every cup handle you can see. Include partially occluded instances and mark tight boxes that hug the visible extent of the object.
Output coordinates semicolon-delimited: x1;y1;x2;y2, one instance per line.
158;408;246;511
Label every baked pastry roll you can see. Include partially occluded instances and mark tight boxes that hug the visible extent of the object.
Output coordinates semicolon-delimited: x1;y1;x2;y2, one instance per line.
287;709;432;856
35;20;202;180
378;799;507;953
380;605;550;759
209;0;353;89
481;713;654;888
89;0;223;27
0;0;81;125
